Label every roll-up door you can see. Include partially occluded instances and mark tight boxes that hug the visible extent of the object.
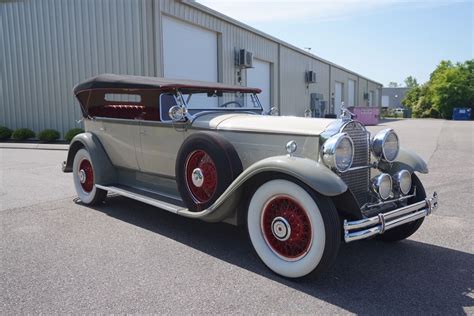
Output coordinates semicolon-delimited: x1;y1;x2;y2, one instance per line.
334;82;343;116
382;95;389;107
162;16;218;108
348;79;356;107
247;59;271;112
162;16;217;81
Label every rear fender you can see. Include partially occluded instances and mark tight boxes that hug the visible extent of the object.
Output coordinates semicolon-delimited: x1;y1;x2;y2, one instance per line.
62;132;117;184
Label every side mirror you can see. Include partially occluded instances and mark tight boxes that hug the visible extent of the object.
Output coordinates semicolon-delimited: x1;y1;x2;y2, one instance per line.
265;106;279;116
169;105;187;122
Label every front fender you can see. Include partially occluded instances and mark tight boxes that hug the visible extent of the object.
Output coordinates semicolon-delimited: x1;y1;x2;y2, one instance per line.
240;155;348;196
177;155;347;221
62;132;117;184
379;148;429;174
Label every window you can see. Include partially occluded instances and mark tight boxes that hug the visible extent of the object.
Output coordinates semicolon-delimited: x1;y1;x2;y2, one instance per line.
105;93;141;102
87;90;159;121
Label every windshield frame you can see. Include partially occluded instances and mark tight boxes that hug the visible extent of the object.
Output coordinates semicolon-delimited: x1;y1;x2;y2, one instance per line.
176;90;264;113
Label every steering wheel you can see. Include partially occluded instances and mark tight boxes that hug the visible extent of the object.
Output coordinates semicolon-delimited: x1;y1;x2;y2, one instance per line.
219;101;243;108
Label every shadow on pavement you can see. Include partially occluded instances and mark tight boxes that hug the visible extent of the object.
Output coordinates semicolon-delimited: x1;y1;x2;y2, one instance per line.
93;196;473;315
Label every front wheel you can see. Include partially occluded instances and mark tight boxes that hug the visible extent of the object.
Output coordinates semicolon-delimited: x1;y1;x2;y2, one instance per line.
247;179;341;279
72;148;107;205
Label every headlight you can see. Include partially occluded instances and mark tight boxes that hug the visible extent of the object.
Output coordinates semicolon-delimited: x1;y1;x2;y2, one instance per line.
321;133;354;172
371;128;399;162
393;170;411;195
371;173;392;200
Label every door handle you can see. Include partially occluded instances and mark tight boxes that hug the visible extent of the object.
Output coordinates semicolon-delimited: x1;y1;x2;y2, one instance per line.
99;127;106;131
139;130;147;135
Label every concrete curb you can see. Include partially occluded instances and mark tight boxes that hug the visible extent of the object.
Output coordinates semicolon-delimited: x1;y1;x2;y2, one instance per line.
0;143;69;151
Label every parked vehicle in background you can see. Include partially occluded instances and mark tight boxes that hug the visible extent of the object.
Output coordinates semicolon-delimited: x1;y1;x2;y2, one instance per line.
452;108;472;120
394;108;405;116
63;74;438;279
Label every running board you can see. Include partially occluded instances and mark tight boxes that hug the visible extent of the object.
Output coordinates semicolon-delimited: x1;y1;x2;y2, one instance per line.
95;184;187;214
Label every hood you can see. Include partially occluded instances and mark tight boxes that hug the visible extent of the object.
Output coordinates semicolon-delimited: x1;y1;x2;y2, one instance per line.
193;113;336;136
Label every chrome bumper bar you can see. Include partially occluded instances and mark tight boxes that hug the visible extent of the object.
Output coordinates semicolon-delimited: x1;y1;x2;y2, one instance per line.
344;192;438;243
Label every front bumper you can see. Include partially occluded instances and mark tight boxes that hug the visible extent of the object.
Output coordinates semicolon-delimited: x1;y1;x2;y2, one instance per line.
343;192;438;243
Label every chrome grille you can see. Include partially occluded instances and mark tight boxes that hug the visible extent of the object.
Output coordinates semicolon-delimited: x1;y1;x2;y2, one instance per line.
340;121;370;205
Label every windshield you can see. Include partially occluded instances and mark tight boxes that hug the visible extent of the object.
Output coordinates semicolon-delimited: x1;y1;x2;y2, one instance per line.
180;92;263;111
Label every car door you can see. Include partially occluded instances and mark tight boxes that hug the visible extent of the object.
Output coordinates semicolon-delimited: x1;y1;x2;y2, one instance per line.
137;93;186;177
98;117;141;170
91;93;142;171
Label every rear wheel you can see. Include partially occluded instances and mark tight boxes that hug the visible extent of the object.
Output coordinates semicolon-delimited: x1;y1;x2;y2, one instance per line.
377;174;426;242
72;148;107;205
247;179;340;279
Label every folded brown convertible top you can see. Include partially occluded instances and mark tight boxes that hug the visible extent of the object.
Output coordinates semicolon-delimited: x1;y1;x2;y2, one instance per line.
74;74;262;94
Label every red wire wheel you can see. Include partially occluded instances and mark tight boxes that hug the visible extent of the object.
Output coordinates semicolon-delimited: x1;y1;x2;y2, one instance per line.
185;150;218;204
176;132;243;212
78;159;94;193
261;195;313;261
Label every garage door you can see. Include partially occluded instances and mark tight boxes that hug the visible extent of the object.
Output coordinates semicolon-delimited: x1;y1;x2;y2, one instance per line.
347;79;355;107
162;16;218;107
334;82;343;116
247;59;271;112
369;91;374;107
382;95;389;107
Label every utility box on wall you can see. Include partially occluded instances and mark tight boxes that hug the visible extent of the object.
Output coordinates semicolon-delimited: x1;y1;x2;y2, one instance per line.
305;71;317;84
236;49;254;68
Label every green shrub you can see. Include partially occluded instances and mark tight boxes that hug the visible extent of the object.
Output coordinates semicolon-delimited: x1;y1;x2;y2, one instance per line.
12;128;35;141
38;129;60;142
0;126;13;140
65;128;84;143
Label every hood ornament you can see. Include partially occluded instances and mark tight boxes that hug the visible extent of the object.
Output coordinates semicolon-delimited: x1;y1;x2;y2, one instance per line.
340;102;355;121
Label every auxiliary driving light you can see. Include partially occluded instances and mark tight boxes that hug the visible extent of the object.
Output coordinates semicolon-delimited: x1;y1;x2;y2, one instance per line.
371;173;393;200
393;170;412;195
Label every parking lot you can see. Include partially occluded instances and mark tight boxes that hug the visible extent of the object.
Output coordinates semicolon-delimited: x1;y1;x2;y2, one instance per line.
1;119;473;314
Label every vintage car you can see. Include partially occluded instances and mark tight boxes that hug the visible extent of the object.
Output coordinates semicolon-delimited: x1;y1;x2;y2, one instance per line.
63;74;438;279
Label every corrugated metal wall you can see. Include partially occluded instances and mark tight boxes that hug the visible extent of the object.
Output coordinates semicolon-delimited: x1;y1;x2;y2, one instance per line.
0;0;155;136
0;0;382;137
279;46;330;116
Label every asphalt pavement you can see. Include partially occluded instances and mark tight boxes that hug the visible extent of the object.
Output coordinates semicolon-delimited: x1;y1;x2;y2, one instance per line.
1;119;473;314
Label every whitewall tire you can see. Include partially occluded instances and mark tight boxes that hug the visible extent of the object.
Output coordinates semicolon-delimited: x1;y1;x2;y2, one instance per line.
247;179;340;278
73;148;107;205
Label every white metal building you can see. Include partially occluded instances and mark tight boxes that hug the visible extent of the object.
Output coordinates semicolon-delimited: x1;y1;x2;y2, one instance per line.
0;0;382;136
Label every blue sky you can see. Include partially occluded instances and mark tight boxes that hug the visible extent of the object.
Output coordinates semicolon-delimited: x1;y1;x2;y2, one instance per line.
198;0;473;86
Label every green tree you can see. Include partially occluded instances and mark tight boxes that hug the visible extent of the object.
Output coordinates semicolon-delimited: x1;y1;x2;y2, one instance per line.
404;76;418;88
402;60;473;119
388;82;399;88
402;85;423;109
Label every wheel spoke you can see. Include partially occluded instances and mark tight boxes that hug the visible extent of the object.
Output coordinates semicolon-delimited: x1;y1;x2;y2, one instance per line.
262;195;312;260
185;150;218;204
79;159;94;193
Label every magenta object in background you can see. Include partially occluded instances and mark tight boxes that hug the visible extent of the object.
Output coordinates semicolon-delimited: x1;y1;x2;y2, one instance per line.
351;107;379;125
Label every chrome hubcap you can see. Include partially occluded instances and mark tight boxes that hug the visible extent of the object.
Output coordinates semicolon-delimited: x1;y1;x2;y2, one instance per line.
191;168;204;187
271;217;291;241
78;169;86;184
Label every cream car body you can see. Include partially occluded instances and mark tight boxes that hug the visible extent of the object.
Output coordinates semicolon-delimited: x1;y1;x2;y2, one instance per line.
63;74;438;279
